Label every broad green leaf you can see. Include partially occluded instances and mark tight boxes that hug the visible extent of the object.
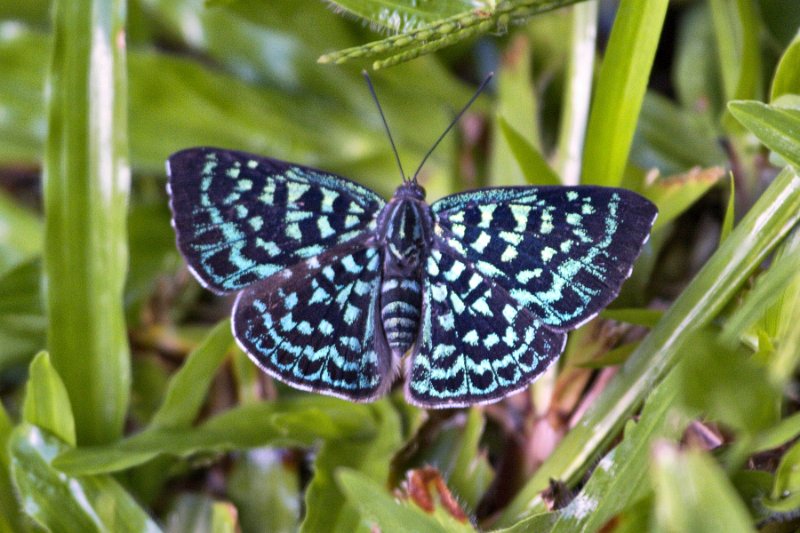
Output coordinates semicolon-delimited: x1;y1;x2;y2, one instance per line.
581;0;669;186
447;408;493;512
651;444;753;532
22;351;75;446
0;258;45;372
0;27;47;165
337;469;448;533
301;401;402;533
677;332;779;436
709;0;762;112
759;0;800;47
149;320;233;430
752;411;800;454
762;228;800;384
10;424;161;532
672;4;723;117
54;398;377;475
642;166;725;231
163;494;238;533
771;29;800;101
720;244;800;347
44;0;130;444
728;100;800;168
0;190;42;276
496;167;800;526
491;34;542;187
497;116;560;187
550;366;693;532
228;449;301;533
0;402;27;533
632;92;726;177
765;439;800;513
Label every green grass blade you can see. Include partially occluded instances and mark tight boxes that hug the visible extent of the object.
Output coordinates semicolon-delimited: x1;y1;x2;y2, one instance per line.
43;0;130;444
765;229;800;385
770;29;800;101
497;116;560;186
642;166;725;232
10;424;162;532
22;352;75;446
651;445;753;532
710;0;762;131
721;173;735;242
0;259;46;372
149;320;233;430
337;470;448;533
549;366;692;532
301;401;402;532
491;36;543;187
0;402;27;533
554;0;597;185
581;0;669;186
0;191;42;275
54;399;377;476
720;245;800;347
728;100;800;168
495;166;800;526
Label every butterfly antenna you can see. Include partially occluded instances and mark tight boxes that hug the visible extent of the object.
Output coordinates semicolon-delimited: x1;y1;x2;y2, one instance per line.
412;72;494;183
363;71;407;182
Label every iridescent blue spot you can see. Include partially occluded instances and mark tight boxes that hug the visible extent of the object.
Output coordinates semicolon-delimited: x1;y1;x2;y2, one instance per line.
566;213;582;225
249;216;263;231
319;319;334;336
463;330;479;345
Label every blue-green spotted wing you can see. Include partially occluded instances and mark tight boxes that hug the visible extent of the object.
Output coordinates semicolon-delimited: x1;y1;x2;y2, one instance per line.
169;145;657;407
167;147;385;294
405;186;656;407
231;239;394;401
168;147;393;400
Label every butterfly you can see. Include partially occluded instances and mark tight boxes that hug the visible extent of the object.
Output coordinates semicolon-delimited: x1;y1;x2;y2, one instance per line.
167;78;657;408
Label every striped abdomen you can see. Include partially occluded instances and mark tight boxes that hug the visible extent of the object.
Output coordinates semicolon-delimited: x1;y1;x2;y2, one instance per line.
381;276;422;355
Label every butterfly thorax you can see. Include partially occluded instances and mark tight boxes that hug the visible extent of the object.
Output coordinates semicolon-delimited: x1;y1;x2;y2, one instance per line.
377;182;432;356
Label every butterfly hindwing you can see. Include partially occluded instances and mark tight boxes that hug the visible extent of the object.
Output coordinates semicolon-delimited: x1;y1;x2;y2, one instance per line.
431;186;657;331
167;147;386;293
407;246;566;407
232;239;394;401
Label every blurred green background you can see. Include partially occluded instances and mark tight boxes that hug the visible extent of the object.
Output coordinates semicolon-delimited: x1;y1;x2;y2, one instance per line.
1;0;800;531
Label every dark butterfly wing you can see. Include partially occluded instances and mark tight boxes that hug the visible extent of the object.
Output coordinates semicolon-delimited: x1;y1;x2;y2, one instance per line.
232;238;394;401
406;247;566;407
431;186;657;331
167;147;386;294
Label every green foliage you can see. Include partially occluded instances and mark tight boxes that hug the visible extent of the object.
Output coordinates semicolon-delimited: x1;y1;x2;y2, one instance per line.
2;0;800;531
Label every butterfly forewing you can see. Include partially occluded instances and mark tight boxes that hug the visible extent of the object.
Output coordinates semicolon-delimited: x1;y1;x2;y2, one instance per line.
408;247;566;407
431;186;657;331
232;239;394;401
167;147;385;293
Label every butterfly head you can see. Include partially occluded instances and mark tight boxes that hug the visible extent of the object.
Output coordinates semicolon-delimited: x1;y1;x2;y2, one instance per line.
393;180;426;201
